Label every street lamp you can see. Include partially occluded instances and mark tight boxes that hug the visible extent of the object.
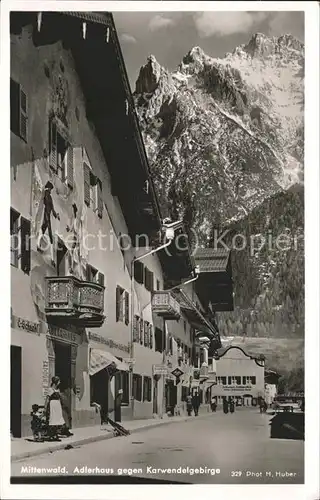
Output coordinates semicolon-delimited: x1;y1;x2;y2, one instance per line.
129;221;181;418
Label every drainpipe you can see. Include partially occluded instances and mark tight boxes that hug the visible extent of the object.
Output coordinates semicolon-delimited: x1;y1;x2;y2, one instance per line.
165;266;200;292
129;228;176;418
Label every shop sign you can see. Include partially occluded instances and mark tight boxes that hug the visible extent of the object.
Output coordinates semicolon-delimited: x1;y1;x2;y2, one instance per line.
223;385;252;392
153;364;168;375
88;332;130;353
171;367;184;378
42;360;49;398
15;316;40;334
47;325;81;344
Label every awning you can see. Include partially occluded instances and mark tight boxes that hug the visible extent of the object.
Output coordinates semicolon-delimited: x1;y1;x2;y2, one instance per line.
89;348;129;376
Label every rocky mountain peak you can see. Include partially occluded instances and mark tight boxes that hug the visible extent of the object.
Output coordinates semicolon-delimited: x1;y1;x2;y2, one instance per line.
231;32;304;62
135;54;171;94
133;31;304;341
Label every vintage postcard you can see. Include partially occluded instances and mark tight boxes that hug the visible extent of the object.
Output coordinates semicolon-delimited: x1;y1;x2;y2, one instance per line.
1;1;319;499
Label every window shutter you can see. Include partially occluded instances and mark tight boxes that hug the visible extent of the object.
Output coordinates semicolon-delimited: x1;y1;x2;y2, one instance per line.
97;179;103;218
86;264;92;282
148;378;152;402
98;272;105;286
116;286;121;322
133;316;139;342
67;145;74;189
20;217;31;274
144;267;148;289
49;119;57;171
124;291;129;325
144;321;149;347
134;261;144;284
149;271;154;291
149;324;153;349
83;162;91;206
10;78;20;136
19;87;27;141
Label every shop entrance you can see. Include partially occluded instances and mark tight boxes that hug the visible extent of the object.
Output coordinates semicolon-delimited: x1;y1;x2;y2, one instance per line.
54;341;72;427
10;345;22;437
153;378;158;414
165;380;177;415
90;369;109;424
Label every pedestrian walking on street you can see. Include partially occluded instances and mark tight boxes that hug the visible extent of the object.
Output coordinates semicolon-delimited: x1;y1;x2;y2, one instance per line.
210;396;217;412
229;399;235;413
186;394;193;416
192;393;200;416
45;376;65;441
223;398;229;414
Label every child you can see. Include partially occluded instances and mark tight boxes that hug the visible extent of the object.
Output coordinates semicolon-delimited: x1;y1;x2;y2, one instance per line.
30;405;45;441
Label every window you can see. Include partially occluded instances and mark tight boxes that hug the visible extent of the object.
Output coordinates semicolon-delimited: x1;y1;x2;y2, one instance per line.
250;376;256;385
10;208;31;274
235;376;241;385
90;172;98;208
190;327;194;342
133;315;140;342
221;377;227;385
155;328;164;353
86;264;98;282
143;376;152;402
168;335;173;355
116;286;129;325
157;279;160;291
228;376;232;385
133;374;142;401
144;321;149;347
134;261;144;284
86;265;104;285
120;371;129;405
57;239;68;277
83;162;102;217
149;324;153;349
49;118;74;188
10;78;28;141
10;209;19;267
139;318;144;344
144;267;154;292
243;376;247;385
56;131;68;182
184;320;187;333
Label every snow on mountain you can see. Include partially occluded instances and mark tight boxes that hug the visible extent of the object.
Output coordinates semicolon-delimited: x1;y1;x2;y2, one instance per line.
133;33;304;341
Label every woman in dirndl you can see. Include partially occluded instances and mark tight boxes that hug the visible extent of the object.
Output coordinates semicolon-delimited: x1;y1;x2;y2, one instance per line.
45;376;65;441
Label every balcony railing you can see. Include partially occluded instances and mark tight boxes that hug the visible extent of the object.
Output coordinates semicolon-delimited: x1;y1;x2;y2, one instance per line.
151;291;181;320
45;276;105;327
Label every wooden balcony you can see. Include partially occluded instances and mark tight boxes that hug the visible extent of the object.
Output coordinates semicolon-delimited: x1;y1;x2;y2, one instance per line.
45;276;105;327
151;291;181;320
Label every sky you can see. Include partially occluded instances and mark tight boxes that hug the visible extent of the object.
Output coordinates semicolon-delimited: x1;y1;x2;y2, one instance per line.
113;11;304;90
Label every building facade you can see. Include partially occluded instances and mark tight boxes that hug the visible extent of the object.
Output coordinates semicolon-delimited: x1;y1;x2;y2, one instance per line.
212;346;265;406
10;12;228;438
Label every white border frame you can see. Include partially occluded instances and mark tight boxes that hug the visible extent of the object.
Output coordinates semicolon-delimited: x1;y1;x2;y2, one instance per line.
1;2;319;500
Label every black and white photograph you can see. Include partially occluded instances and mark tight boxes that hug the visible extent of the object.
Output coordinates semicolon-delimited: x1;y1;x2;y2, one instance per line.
1;1;319;499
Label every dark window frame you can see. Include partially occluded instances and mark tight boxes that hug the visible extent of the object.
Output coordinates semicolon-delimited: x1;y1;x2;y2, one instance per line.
133;373;142;402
